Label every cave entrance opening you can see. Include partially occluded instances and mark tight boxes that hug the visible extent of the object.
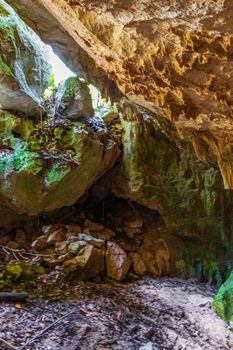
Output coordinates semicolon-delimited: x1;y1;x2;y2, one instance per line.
45;45;112;115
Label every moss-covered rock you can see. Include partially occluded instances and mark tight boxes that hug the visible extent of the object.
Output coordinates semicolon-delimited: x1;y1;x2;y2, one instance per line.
213;271;233;322
54;77;94;120
0;0;51;116
113;101;233;277
0;110;119;215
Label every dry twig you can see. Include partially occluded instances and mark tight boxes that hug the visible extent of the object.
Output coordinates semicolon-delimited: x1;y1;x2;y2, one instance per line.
19;311;75;350
0;337;17;350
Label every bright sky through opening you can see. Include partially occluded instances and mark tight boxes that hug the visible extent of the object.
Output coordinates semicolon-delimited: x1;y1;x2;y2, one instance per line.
47;45;76;85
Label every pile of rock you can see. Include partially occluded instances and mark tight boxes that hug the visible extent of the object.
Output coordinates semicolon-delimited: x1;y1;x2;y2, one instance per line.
0;221;35;252
0;203;173;282
31;221;132;281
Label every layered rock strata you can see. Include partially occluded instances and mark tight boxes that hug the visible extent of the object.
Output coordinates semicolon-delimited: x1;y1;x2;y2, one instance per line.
0;0;51;116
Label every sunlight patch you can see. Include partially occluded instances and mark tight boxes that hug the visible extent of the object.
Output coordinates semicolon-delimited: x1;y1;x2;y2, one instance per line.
47;45;76;85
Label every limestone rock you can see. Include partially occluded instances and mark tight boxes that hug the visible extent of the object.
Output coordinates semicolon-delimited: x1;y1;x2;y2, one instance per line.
213;271;233;323
66;224;81;234
106;242;131;281
76;233;105;249
42;225;55;235
47;229;66;245
31;235;48;251
55;241;67;255
68;240;87;255
113;102;233;264
63;244;105;280
133;229;170;276
54;77;94;120
98;228;115;241
83;220;104;233
0;0;51;117
132;253;147;276
0;110;119;216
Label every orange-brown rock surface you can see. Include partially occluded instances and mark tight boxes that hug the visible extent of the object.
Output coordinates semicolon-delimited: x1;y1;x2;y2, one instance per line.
7;0;233;188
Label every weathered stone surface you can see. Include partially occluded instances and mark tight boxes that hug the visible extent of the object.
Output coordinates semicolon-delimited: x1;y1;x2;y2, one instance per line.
68;240;86;254
47;229;66;244
66;224;81;234
31;235;48;251
113;102;233;255
55;241;67;255
213;271;233;323
106;241;131;281
8;0;233;187
133;235;170;276
0;0;51;117
54;77;94;120
76;233;105;249
63;244;105;280
0;110;119;216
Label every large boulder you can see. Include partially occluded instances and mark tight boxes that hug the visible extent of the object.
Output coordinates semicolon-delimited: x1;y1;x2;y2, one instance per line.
54;77;94;120
106;242;131;281
0;0;51;117
0;110;119;216
63;244;105;280
213;271;233;323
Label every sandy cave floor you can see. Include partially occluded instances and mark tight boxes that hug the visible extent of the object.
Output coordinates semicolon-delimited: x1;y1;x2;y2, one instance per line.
0;277;232;350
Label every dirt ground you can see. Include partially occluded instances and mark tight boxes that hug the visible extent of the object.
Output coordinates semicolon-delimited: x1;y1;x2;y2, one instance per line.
0;277;232;350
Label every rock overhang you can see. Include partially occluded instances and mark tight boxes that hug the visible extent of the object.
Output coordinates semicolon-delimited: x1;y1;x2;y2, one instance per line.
6;0;233;189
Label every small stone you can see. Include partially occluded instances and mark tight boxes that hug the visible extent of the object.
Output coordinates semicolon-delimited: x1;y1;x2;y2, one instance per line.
31;235;48;250
66;233;78;243
144;329;155;339
66;224;81;234
77;233;105;248
98;228;115;240
106;242;131;281
7;241;19;249
58;252;73;261
68;241;87;254
41;225;55;235
43;258;62;267
55;241;68;255
83;219;104;233
47;229;66;245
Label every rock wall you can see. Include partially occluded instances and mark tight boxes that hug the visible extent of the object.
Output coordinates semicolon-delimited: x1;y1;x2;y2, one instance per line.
7;0;233;188
0;0;51;117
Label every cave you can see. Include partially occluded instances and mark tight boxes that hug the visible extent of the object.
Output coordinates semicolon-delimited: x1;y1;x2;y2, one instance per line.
0;1;232;349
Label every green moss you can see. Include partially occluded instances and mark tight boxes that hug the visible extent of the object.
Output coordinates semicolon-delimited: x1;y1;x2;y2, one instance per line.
6;261;46;281
213;270;233;322
46;162;71;186
0;138;42;175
